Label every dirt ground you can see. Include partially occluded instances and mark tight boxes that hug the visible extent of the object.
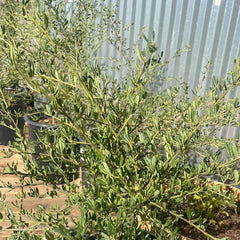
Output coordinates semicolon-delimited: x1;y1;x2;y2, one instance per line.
0;145;81;239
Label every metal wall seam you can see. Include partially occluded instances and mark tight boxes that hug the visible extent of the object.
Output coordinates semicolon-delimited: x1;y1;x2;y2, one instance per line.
192;0;212;91
183;0;201;88
205;0;227;88
173;0;189;81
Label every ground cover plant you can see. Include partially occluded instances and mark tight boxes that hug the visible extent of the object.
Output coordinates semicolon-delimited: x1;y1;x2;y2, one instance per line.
0;0;240;239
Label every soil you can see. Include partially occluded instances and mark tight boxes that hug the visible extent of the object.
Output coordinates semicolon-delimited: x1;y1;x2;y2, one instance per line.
178;201;240;240
38;116;60;125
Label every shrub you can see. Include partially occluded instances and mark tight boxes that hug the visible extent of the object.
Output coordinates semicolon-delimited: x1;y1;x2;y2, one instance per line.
0;0;240;239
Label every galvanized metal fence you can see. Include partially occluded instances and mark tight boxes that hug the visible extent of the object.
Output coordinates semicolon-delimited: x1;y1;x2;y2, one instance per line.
97;0;240;138
103;0;239;84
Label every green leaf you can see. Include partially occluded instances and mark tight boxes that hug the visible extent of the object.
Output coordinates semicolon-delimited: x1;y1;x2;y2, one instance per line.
45;230;54;240
135;95;140;105
232;142;239;157
139;132;145;143
23;231;30;239
234;169;239;183
75;211;86;238
232;56;240;84
102;161;111;176
101;233;111;240
187;209;192;220
119;155;123;167
53;224;72;238
154;190;160;198
136;47;143;62
166;88;171;97
44;13;49;29
23;0;30;5
143;34;149;43
31;235;43;240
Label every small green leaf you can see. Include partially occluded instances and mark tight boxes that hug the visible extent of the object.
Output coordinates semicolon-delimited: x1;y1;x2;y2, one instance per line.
154;190;160;198
232;56;240;84
139;132;144;143
53;224;73;240
135;95;140;105
136;47;143;62
234;170;239;183
102;161;111;175
23;0;30;5
45;230;54;240
75;211;86;238
44;13;49;29
187;209;192;220
119;155;123;167
166;88;171;97
232;142;239;157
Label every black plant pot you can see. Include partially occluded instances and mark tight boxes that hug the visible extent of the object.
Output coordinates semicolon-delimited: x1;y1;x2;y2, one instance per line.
0;87;26;145
24;112;79;184
32;92;49;109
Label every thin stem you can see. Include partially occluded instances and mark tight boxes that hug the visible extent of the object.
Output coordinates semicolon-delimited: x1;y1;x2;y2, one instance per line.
150;202;221;240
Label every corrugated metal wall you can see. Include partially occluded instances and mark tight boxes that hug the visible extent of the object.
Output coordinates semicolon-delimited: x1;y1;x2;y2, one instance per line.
99;0;240;138
105;0;240;84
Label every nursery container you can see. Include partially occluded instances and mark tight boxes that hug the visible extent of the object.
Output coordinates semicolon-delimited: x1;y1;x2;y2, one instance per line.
24;112;79;184
0;87;26;145
32;92;49;108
